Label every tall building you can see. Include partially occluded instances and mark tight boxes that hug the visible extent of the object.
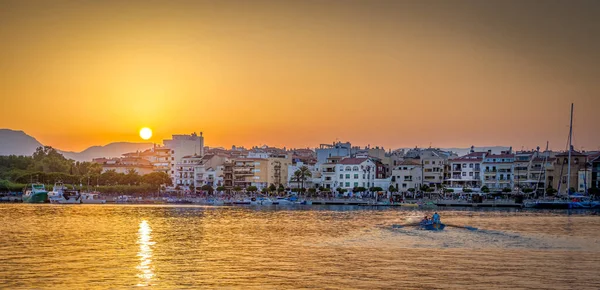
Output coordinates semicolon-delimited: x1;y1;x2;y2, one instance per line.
163;132;205;184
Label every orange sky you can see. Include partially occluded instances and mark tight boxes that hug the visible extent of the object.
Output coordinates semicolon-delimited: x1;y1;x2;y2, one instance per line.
1;0;599;152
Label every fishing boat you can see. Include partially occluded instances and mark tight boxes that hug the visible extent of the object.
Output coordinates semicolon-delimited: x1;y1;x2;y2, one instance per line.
48;182;82;204
22;183;48;203
80;192;106;204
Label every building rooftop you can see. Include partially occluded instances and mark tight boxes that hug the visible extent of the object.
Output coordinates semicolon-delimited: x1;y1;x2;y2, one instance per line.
338;157;370;165
397;159;421;166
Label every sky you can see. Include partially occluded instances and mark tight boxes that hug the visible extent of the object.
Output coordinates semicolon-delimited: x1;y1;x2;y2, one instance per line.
1;0;599;152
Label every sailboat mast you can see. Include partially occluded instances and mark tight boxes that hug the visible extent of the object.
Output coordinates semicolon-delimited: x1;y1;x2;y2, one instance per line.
538;141;549;199
566;103;573;197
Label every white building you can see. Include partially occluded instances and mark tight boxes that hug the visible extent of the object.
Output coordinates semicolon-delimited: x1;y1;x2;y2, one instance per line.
174;155;203;189
391;159;423;192
163;132;205;184
447;152;485;189
325;157;377;190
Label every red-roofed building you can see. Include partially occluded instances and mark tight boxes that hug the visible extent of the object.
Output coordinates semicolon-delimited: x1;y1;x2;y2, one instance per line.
447;151;486;188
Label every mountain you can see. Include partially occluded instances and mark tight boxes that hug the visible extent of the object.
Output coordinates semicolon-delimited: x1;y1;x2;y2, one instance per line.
0;129;153;161
0;129;44;156
60;142;154;161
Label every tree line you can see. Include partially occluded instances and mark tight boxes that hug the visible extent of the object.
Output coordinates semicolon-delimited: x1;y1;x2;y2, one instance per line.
0;146;172;192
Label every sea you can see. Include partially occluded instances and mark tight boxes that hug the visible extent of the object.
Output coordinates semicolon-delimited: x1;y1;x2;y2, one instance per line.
1;204;599;289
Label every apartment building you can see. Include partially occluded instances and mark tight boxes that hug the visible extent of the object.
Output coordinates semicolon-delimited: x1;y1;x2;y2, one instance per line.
447;152;484;188
483;152;515;191
391;159;423;192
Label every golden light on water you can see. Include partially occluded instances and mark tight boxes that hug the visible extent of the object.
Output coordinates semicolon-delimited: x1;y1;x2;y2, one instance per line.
139;128;152;140
136;220;155;287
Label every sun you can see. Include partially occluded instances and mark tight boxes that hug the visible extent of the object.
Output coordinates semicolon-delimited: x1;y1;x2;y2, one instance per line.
139;127;152;140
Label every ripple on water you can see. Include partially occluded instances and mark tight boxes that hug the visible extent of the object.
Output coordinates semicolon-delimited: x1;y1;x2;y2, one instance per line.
0;204;599;289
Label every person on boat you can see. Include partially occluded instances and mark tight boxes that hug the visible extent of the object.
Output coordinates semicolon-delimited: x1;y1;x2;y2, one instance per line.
421;215;430;226
432;212;441;224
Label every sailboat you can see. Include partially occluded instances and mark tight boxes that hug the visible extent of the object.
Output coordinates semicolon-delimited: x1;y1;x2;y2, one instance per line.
524;104;599;209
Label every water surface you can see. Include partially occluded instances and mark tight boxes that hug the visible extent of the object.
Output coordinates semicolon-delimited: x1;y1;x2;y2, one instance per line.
1;204;599;289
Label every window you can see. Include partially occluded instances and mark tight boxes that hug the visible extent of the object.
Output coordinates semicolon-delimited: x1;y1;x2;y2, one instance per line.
353;166;359;171
425;161;430;165
462;172;466;176
354;182;358;187
345;166;352;171
432;161;436;165
363;174;366;179
354;174;359;179
469;163;473;168
469;172;473;177
574;158;579;164
346;174;350;179
402;183;407;188
463;163;467;168
340;174;343;179
345;182;350;187
340;167;344;171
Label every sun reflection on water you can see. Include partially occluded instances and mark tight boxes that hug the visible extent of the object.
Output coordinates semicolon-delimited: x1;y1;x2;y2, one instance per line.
136;220;155;286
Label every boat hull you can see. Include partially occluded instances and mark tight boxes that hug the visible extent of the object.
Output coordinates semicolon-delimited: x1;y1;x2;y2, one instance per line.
50;198;81;204
420;223;445;231
22;192;48;203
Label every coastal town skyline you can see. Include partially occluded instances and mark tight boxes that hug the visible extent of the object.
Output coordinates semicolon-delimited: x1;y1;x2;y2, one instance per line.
1;1;599;151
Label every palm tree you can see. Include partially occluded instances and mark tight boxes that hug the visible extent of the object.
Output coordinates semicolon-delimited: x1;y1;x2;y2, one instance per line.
293;166;312;190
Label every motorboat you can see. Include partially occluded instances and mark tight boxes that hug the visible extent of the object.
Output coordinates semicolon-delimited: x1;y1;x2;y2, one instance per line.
22;183;48;203
48;182;82;204
81;192;106;204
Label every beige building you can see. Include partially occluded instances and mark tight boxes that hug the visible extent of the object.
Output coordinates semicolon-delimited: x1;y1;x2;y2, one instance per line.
550;149;587;195
224;158;269;190
266;155;292;187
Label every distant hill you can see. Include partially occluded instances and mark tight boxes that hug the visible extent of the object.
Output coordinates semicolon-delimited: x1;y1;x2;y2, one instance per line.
60;142;154;161
0;129;153;161
0;129;44;156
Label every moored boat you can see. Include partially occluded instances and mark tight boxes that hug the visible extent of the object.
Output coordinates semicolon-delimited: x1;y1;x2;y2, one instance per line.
81;192;106;204
22;183;48;203
48;182;82;204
